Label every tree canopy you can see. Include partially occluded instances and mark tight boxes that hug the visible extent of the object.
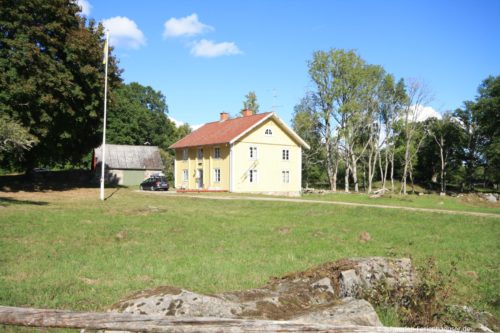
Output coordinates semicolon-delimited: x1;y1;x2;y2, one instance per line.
242;91;259;114
296;48;499;192
0;0;121;170
107;82;184;151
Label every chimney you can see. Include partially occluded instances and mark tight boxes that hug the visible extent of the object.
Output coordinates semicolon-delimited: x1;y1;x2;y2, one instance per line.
242;109;253;117
220;112;229;121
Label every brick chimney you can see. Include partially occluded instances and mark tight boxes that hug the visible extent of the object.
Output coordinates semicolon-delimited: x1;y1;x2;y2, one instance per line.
220;112;229;121
241;109;253;117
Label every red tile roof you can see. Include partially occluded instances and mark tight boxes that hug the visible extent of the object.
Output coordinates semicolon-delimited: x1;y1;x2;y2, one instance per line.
170;112;273;149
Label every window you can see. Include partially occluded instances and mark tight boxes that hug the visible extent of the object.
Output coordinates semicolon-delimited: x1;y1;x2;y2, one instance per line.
214;168;221;183
282;170;290;183
249;146;258;159
183;169;188;182
182;148;188;160
249;169;258;183
214;147;221;159
197;148;203;160
265;128;273;136
282;149;289;160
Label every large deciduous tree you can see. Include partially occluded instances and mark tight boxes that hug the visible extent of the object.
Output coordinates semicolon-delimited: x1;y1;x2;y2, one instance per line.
0;0;121;170
308;49;366;191
474;76;500;188
106;82;190;182
107;82;177;150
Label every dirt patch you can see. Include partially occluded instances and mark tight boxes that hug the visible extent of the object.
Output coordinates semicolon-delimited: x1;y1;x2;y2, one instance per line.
359;231;372;242
269;259;357;297
276;226;291;234
0;188;99;203
113;285;183;307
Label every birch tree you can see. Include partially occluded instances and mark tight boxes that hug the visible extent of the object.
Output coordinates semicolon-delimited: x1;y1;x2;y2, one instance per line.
400;79;433;194
426;113;463;194
378;76;407;192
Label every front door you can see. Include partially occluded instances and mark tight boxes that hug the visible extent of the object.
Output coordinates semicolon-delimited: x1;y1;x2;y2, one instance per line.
197;169;203;189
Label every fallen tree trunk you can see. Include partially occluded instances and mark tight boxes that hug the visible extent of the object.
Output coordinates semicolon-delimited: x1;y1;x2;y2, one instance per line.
0;305;465;333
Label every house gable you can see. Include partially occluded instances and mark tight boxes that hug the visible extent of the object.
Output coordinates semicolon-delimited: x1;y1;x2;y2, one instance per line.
235;117;301;147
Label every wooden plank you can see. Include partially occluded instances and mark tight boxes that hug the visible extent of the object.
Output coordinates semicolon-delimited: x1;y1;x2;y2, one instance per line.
0;306;465;333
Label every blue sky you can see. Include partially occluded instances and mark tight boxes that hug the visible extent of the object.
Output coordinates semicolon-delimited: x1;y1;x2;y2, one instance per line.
78;0;500;127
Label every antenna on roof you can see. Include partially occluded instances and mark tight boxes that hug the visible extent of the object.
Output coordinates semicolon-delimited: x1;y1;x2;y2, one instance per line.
270;88;282;112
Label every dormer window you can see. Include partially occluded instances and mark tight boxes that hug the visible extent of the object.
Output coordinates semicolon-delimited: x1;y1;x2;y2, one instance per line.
265;128;273;136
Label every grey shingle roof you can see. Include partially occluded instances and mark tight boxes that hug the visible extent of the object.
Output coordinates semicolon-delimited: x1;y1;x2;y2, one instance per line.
94;144;164;170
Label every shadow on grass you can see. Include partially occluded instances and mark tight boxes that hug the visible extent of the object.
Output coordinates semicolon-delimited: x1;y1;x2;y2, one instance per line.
105;187;121;200
0;196;49;206
0;170;123;193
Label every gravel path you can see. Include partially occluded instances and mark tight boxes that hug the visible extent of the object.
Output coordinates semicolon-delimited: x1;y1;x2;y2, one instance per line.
138;191;500;219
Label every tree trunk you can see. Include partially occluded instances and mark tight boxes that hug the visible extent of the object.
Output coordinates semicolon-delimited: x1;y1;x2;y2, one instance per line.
332;153;339;192
344;149;350;193
390;152;395;193
324;119;336;191
351;152;359;193
379;150;385;189
401;139;411;195
367;152;372;194
368;149;379;194
439;139;445;194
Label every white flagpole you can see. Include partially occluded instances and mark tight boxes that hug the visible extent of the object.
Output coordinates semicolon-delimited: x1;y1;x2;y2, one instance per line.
100;32;109;201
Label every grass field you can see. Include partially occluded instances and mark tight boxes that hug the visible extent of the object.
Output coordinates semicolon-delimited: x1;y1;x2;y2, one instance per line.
0;187;499;329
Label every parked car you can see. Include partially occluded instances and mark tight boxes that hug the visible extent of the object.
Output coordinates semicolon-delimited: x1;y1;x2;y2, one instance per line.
140;175;169;191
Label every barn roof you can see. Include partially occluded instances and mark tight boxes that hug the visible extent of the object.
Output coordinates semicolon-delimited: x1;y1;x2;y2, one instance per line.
94;144;164;170
169;112;309;149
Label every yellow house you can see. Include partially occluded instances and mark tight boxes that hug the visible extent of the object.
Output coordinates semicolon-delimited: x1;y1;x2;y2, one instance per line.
169;110;310;196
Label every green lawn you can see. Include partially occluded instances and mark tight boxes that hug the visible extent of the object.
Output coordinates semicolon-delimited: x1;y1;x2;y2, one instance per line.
0;188;499;325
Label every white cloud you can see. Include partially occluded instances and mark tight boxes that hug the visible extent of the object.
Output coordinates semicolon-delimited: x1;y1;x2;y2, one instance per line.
168;116;184;127
190;39;242;58
411;105;442;122
76;0;91;16
163;13;213;38
191;123;203;131
168;116;203;131
102;16;146;49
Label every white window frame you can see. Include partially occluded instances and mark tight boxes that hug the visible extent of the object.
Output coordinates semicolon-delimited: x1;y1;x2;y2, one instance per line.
214;168;221;183
249;169;258;183
214;147;221;159
282;170;290;183
183;169;188;182
182;148;188;160
265;128;273;136
197;148;203;160
249;146;258;160
282;149;289;161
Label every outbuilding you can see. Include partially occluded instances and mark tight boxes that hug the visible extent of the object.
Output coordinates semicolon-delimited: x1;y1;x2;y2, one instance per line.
93;144;164;186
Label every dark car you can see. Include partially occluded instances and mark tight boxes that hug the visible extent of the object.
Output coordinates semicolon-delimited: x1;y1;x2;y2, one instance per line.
140;175;169;191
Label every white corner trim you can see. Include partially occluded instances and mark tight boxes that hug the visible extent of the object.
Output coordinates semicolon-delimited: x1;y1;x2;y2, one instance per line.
229;143;234;192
